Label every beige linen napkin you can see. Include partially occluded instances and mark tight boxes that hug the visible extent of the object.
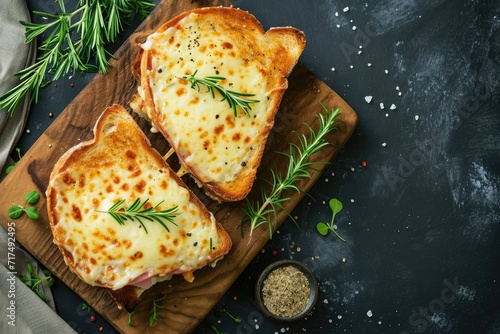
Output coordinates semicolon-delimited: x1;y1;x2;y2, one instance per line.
0;0;36;176
0;1;77;333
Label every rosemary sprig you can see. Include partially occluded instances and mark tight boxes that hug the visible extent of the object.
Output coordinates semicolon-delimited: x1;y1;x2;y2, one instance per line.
0;0;154;116
99;198;178;234
182;70;260;118
242;103;341;238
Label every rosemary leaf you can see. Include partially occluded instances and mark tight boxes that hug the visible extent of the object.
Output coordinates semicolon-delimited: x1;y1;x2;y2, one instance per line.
182;70;259;118
98;198;178;234
242;103;341;238
0;0;155;116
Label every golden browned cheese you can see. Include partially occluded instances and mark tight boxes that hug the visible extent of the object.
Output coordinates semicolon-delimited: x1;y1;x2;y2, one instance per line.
46;105;232;310
131;7;306;202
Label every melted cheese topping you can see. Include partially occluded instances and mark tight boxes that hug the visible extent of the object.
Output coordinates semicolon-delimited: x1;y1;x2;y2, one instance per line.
49;149;221;290
140;12;271;184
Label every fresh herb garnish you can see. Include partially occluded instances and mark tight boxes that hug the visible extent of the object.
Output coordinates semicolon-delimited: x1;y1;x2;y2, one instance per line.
0;0;154;116
242;103;341;238
8;190;41;220
210;324;225;334
99;198;178;234
182;70;259;118
127;310;136;327
149;296;166;327
19;263;54;302
5;148;22;174
218;306;241;324
316;198;346;241
81;303;92;312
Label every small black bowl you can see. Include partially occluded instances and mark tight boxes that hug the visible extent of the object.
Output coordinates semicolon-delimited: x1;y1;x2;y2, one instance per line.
255;259;318;321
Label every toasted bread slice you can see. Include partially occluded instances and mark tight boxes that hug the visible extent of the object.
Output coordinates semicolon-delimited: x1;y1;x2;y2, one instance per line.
130;7;306;202
46;104;232;310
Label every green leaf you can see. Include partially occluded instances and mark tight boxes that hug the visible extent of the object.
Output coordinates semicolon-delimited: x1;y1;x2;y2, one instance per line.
127;311;135;326
8;205;23;219
5;165;14;174
316;222;330;236
242;103;341;238
47;277;55;288
25;207;40;220
25;190;40;204
329;198;343;215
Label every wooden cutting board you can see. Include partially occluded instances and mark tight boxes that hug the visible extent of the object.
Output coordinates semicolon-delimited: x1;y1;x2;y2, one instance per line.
0;0;357;332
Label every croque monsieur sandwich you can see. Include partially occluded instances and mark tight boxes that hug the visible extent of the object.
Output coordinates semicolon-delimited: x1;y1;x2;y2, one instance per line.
46;105;232;310
131;6;306;202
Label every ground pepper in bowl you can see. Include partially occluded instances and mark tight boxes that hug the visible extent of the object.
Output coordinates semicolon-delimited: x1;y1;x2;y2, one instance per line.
255;260;318;321
261;265;311;317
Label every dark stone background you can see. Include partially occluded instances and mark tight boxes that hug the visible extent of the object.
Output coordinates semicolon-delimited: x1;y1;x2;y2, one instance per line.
17;1;500;333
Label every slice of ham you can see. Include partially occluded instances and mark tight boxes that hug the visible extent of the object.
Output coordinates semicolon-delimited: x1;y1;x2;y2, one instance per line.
128;268;189;289
128;272;154;289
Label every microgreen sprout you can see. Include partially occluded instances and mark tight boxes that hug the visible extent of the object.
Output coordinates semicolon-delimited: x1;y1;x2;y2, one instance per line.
5;148;21;174
8;190;41;220
316;198;346;241
149;296;166;327
219;306;241;324
19;263;54;302
81;303;92;312
127;310;136;327
210;324;225;334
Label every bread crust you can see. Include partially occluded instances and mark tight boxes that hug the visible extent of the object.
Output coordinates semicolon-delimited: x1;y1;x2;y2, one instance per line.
46;104;232;310
131;7;306;202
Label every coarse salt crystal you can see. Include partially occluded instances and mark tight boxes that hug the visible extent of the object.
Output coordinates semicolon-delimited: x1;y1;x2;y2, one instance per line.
331;67;335;71
367;310;373;317
390;104;397;110
380;103;385;109
358;50;362;54
365;96;373;103
323;299;329;304
335;11;339;16
415;115;419;120
384;69;389;74
336;24;341;28
350;65;354;69
352;26;357;30
338;315;342;319
343;6;349;12
367;63;372;67
382;142;387;146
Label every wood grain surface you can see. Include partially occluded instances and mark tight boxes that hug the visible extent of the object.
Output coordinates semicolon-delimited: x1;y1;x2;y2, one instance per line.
0;0;357;333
